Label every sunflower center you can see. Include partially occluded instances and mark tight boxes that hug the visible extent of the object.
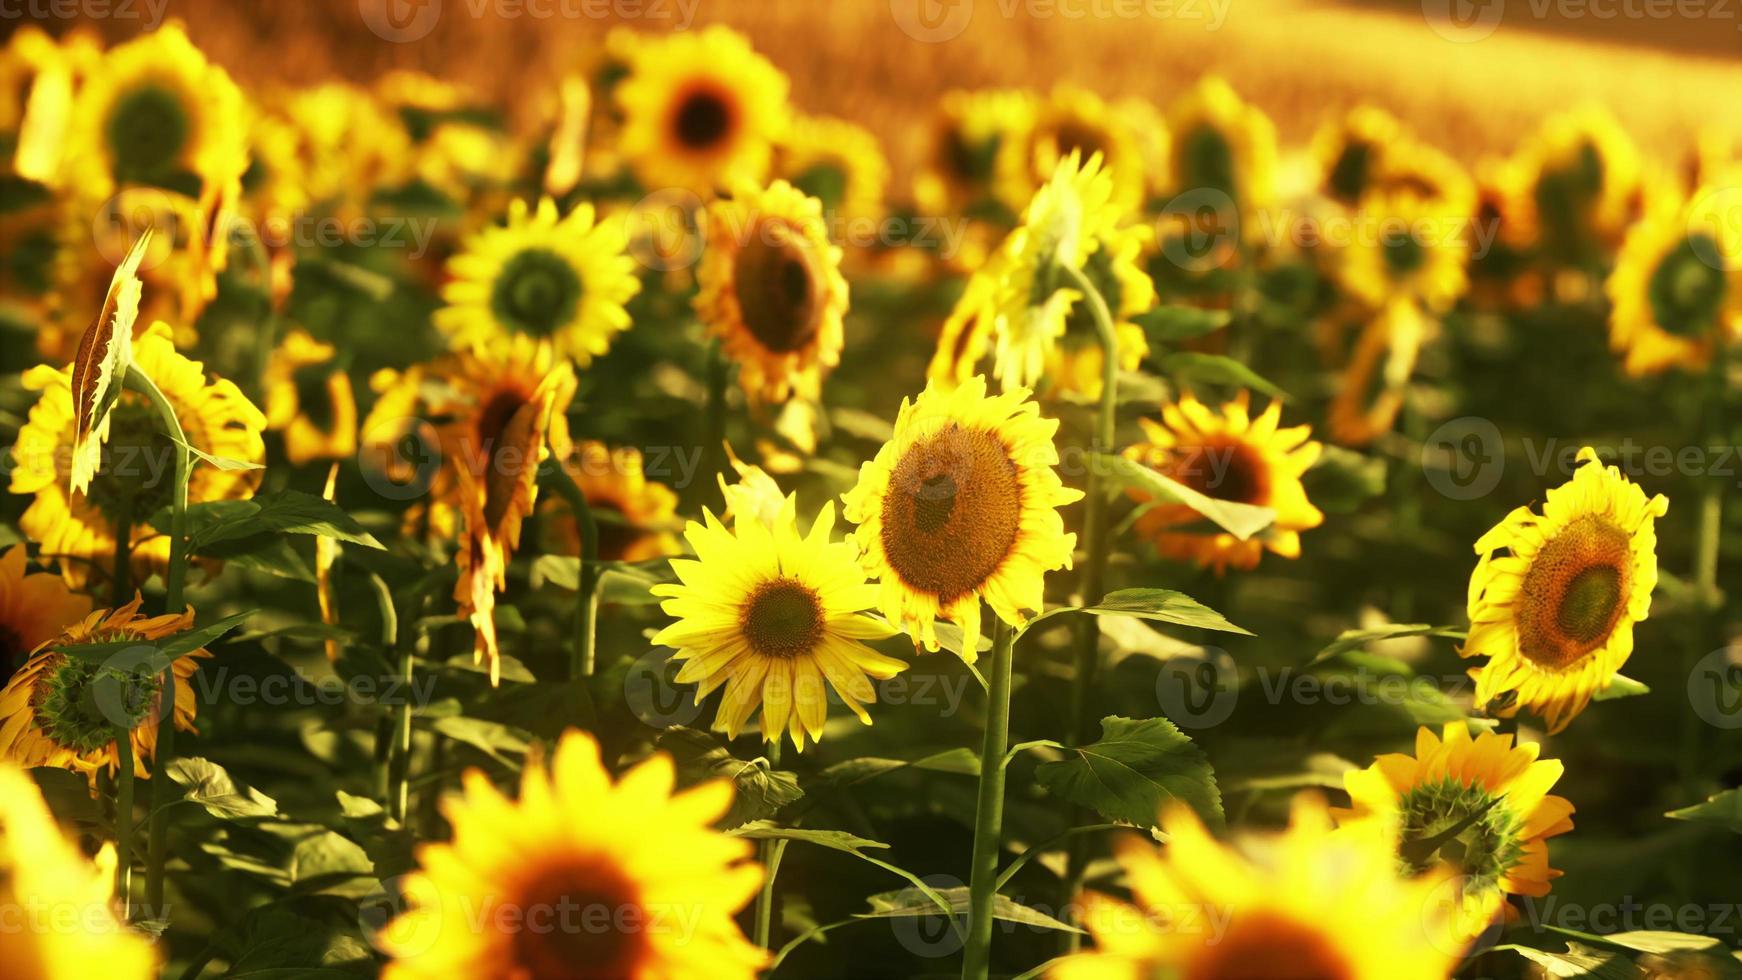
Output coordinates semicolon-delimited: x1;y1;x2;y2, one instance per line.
1327;141;1372;204
943;129;997;184
474;388;535;532
587;501;640;563
292;362;339;432
508;859;647;980
86;396;180;526
1382;227;1428;277
740;578;824;660
1534;141;1604;259
792;162;848;213
1647;234;1726;337
106;83;191;184
1397;779;1524;894
671;86;734;152
491;248;582;337
1180;124;1237;199
879;423;1023;604
1172;439;1266;505
1185;913;1355;980
1050;120;1107;163
1515;514;1632;670
732;225;823;354
35;653;161;754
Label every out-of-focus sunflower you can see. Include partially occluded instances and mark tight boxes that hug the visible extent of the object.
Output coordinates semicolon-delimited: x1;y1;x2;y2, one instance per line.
0;759;158;980
1052;794;1463;980
695;179;848;406
10;323;265;589
615;25;788;196
1502;106;1641;265
1605;182;1742;376
1336;723;1575;943
240;101;311;228
1;26;99;186
278;82;413;215
927;257;1005;390
1124;391;1323;572
1312;105;1405;206
1339;189;1471;313
436;197;639;363
0;597;203;781
0;544;92;682
1163;77;1277;238
539;440;683;563
413;119;521;206
652;497;905;749
263;330;358;466
775;113;888;226
1045;221;1155;400
995;86;1151;216
1463;446;1667;733
915;88;1033;217
1327;299;1427;447
379;730;766;979
842;376;1081;655
718;442;787;528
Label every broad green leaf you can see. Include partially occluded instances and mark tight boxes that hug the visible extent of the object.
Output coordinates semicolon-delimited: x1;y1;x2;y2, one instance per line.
425;716;530;768
859;885;1083;934
531;556;664;605
1079;588;1250;635
1310;624;1467;664
166;757;278;820
185;490;385;551
1095;454;1275;541
1601;931;1729;955
815;749;980;788
1035;716;1222;829
659;727;804;827
1133;305;1229;343
1666;788;1742;833
201;533;316;582
1159;352;1288;401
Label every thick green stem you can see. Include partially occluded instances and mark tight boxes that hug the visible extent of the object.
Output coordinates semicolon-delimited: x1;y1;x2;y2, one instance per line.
754;740;786;949
962;620;1016;980
115;735;135;918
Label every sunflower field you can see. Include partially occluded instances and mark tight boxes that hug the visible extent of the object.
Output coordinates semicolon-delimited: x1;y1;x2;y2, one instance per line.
1;7;1740;980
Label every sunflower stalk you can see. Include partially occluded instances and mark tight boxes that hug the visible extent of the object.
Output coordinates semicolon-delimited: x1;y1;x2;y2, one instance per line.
114;734;135;918
549;461;600;679
754;739;786;950
962;619;1016;980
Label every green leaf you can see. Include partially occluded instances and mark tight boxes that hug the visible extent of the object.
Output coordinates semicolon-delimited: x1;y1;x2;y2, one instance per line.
1310;624;1467;664
1133;305;1230;343
1159;352;1289;401
184;490;385;551
1078;588;1250;635
173;433;265;473
658;727;804;827
859;885;1083;934
200;533;316;582
1096;454;1276;541
733;821;958;924
1666;788;1742;833
1035;716;1222;830
1494;942;1637;979
166;757;278;820
815;749;981;788
1593;674;1650;702
1302;445;1386;515
424;716;530;767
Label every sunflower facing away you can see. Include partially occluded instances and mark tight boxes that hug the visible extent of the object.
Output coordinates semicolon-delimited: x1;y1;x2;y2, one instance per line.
915;88;1034;217
1052;794;1464;980
539;440;683;563
0;544;92;683
1124;391;1323;572
842;376;1082;656
614;25;789;196
379;730;767;980
1463;446;1668;733
652;496;905;750
436;197;641;365
262;329;359;465
0;596;204;783
1336;723;1575;943
1605;181;1742;376
695;179;849;405
0;760;158;980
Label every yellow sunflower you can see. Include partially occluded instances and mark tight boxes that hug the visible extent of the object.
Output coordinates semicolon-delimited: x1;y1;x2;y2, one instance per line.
614;25;789;197
1327;299;1428;447
539;441;683;563
1502;106;1641;263
915;88;1034;216
994;86;1151;216
1163;77;1278;236
0;545;93;682
842;376;1082;656
1053;794;1463;980
1124;391;1323;573
0;596;203;782
278;82;413;216
1463;446;1668;733
1044;221;1155;400
927;257;1005;391
1605;182;1742;376
0;760;158;980
263;330;358;466
1336;723;1575;943
1338;188;1471;313
11;323;266;589
1312;105;1405;207
436;197;641;365
695;179;848;406
2;26;99;186
775;113;889;226
652;496;906;750
379;730;766;980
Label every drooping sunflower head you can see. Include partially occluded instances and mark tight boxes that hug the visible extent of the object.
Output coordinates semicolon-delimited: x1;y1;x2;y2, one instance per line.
380;730;767;980
995;86;1150;216
1336;723;1576;942
842;376;1082;656
262;329;358;466
1327;299;1428;447
1338;188;1471;313
652;496;905;749
0;545;92;684
1605;182;1742;376
614;25;789;197
695;179;849;406
539;440;683;563
1052;794;1465;980
775;113;889;225
1124;391;1323;573
1463;446;1668;733
436;197;641;365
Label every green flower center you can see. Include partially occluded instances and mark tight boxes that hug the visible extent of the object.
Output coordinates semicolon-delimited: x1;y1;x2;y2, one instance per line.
1180;124;1237;199
1533;141;1604;261
37;653;162;754
671;87;733;152
1327;141;1373;204
491;248;582;337
1647;234;1726;337
1398;778;1523;896
943;130;997;184
106;83;191;185
292;362;339;432
1381;227;1428;277
740;577;824;660
86;396;180;527
792;162;848;214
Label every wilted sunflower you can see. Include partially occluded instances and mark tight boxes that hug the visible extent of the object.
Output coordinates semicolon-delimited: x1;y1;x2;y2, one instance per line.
65;229;150;498
915;88;1033;216
1339;189;1471;313
436;197;640;365
1125;391;1323;572
0;760;158;980
1502;106;1642;264
1163;77;1277;232
1052;794;1464;980
994;86;1150;216
11;323;265;589
1463;446;1668;733
1336;723;1575;942
842;376;1081;656
652;497;905;749
614;25;788;196
539;440;682;563
262;330;358;466
695;179;848;405
775;113;889;225
379;730;766;980
1605;184;1742;376
1327;299;1427;447
0;597;203;782
0;545;92;682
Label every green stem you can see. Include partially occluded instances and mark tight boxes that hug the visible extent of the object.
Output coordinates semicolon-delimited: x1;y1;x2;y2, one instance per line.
112;498;132;605
365;572;400;807
115;734;135;919
550;463;600;680
1683;346;1729;794
754;739;786;949
961;620;1016;980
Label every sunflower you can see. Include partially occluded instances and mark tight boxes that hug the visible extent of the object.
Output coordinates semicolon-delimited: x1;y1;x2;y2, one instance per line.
62;23;248;199
927;257;1005;390
1044;221;1155;400
915;88;1034;216
1052;794;1464;980
1124;391;1323;573
1502;107;1641;264
10;323;266;589
1327;299;1428;447
539;441;683;564
0;596;203;782
2;26;99;186
1335;723;1575;942
1312;106;1405;206
652;497;905;749
695;179;848;406
278;82;413;216
994;86;1151;216
262;330;358;466
436;197;641;365
842;376;1082;655
0;760;158;980
380;729;765;979
775;113;889;226
1338;188;1471;313
0;545;92;683
1462;446;1668;733
1163;77;1278;236
614;25;788;197
1605;183;1742;376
